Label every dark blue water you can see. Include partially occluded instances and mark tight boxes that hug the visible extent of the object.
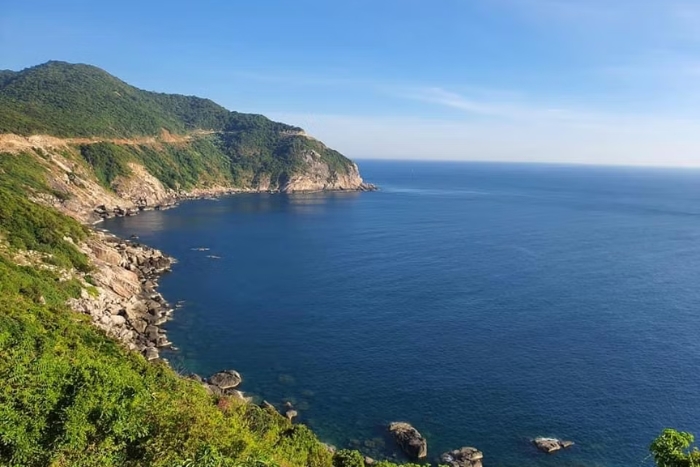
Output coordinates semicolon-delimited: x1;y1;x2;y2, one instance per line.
103;161;700;467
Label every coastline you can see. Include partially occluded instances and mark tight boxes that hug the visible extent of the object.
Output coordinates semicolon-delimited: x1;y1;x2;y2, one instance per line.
71;184;379;411
90;182;378;225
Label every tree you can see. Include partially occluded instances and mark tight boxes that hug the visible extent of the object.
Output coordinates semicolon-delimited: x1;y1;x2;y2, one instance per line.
650;429;700;467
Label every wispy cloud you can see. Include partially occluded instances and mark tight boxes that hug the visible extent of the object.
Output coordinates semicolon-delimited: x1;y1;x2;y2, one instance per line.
401;87;585;122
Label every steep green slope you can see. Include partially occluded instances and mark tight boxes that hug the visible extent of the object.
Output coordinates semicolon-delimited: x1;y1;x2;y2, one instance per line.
0;61;361;192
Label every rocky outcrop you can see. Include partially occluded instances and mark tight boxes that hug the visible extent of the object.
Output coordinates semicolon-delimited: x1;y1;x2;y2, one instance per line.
440;448;483;467
532;437;574;453
67;230;175;358
388;422;428;459
208;370;243;390
281;153;375;192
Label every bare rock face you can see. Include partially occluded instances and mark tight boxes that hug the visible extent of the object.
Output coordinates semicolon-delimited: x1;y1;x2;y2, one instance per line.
533;437;574;454
440;447;484;467
388;422;428;459
281;152;367;192
208;370;243;390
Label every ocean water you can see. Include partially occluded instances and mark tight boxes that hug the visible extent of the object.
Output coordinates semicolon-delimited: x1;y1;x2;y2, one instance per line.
103;161;700;467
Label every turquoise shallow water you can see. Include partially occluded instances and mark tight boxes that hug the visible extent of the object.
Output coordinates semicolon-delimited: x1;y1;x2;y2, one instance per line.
103;161;700;467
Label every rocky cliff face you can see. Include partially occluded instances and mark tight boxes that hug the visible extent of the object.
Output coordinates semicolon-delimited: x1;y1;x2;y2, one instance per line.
68;230;175;360
281;149;367;192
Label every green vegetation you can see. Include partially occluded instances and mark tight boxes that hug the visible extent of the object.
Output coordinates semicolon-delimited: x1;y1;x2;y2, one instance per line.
134;138;232;190
0;61;357;191
651;429;700;467
332;450;365;467
0;61;230;137
79;142;133;187
0;152;90;271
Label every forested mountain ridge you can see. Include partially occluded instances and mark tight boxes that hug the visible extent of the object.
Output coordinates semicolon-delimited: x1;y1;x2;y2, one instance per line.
0;61;371;206
0;60;292;137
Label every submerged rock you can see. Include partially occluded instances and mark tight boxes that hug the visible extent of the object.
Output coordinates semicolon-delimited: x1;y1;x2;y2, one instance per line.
533;437;574;454
209;370;242;390
440;447;483;467
388;422;427;459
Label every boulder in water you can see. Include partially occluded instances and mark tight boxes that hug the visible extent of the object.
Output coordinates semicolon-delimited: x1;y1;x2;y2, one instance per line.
440;447;483;467
533;437;574;453
208;370;242;390
388;422;427;459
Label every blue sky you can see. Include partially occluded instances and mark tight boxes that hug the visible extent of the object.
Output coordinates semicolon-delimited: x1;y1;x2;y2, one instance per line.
2;0;700;166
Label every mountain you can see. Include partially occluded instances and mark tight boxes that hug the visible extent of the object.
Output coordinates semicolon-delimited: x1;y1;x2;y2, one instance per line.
0;61;370;214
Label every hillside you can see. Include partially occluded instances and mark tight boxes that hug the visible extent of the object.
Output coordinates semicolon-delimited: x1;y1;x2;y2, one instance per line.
0;61;371;206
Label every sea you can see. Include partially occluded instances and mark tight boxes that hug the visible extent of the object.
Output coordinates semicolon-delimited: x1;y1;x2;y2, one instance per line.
103;160;700;467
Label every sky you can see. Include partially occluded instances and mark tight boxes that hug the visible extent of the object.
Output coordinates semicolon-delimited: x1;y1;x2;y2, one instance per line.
2;0;700;166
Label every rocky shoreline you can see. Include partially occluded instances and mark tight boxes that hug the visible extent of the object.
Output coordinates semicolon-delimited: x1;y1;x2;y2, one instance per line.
69;229;176;361
90;182;378;223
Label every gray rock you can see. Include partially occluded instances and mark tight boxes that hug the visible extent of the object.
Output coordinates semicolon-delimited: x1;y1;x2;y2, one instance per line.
189;373;204;383
209;370;242;390
156;335;171;348
204;383;223;397
440;447;483;467
131;318;148;334
364;457;375;465
144;325;159;341
285;410;298;421
388;422;427;459
533;437;574;454
143;347;159;361
111;314;126;326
